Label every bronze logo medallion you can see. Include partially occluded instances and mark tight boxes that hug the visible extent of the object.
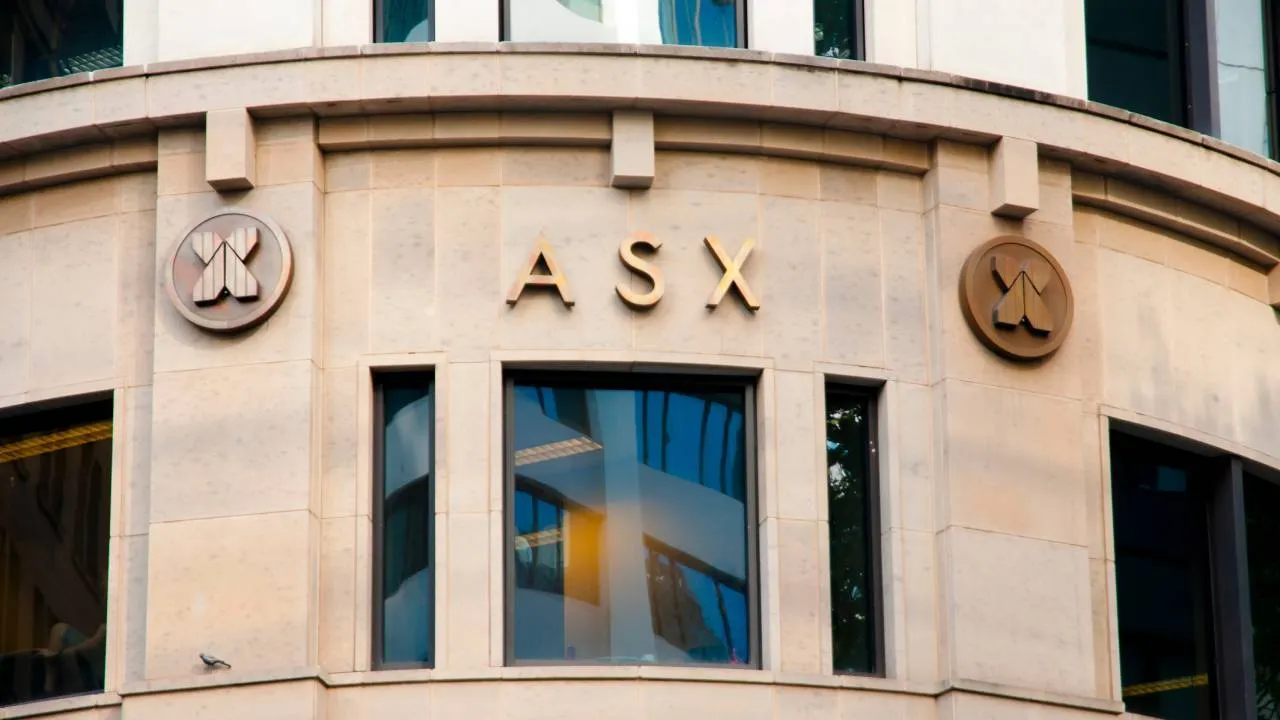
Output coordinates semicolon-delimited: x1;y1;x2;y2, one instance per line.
165;209;294;333
959;235;1073;361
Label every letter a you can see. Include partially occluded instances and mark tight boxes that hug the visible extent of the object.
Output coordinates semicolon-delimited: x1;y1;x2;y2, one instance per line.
616;232;664;309
506;235;575;307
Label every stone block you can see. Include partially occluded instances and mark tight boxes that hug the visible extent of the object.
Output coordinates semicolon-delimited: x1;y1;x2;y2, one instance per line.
323;190;371;366
821;201;884;367
319;516;357;672
776;518;822;675
205;108;256;192
369;187;436;353
145;512;316;679
641;681;772;720
773;371;821;520
611;110;655;189
501;147;610;187
149;361;316;523
124;680;324;720
989;137;1039;219
0;230;31;396
444;512;490;669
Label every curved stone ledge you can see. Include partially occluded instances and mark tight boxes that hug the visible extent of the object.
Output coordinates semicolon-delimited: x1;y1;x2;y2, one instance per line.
0;44;1276;239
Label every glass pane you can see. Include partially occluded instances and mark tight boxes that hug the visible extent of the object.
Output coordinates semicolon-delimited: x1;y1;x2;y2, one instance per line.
1;0;123;88
379;379;434;666
1111;433;1216;720
510;376;752;666
1246;474;1280;720
1269;0;1279;159
506;0;738;48
826;388;875;673
1085;0;1187;126
379;0;431;42
814;0;859;59
0;402;112;708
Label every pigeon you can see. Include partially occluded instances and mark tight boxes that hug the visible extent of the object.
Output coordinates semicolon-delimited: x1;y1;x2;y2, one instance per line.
199;653;231;669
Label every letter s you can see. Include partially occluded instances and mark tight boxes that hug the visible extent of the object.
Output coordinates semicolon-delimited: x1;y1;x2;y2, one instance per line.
616;232;664;310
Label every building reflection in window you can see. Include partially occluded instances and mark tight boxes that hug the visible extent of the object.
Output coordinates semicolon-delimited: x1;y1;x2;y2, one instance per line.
1246;474;1280;720
377;378;434;667
1;0;123;88
376;0;432;43
0;400;112;708
505;0;739;48
509;376;753;666
1111;432;1217;720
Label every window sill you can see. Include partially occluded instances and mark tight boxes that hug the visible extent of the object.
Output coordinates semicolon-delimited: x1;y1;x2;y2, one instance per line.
0;691;120;720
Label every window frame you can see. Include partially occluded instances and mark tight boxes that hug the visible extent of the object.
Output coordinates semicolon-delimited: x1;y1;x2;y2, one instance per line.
1266;0;1279;159
371;369;436;671
499;0;748;49
1107;422;1280;720
373;0;435;43
502;369;761;668
822;380;883;676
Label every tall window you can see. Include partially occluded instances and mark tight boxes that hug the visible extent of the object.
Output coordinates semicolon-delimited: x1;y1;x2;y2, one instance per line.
814;0;863;60
1085;0;1191;127
1111;429;1280;720
376;0;433;43
1267;0;1279;159
506;373;757;666
825;385;879;674
503;0;743;48
0;398;112;708
374;374;434;668
0;0;123;88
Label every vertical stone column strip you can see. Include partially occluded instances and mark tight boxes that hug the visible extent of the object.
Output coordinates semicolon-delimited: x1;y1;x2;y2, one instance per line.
989;136;1040;219
610;110;655;190
1268;265;1280;308
205;108;257;192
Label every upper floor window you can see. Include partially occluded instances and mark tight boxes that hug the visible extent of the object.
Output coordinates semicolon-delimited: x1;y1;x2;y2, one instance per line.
0;398;113;708
376;0;433;42
1267;0;1278;159
374;374;435;668
825;384;880;674
1;0;122;88
1111;429;1280;719
506;373;757;666
1085;0;1190;127
814;0;863;59
503;0;743;48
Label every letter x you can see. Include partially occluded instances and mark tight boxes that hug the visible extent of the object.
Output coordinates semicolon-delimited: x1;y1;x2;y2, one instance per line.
192;228;260;305
705;236;760;311
991;254;1053;334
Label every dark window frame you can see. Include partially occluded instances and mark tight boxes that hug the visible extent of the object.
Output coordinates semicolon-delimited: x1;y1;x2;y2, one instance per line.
499;0;748;49
813;0;865;61
374;0;435;43
502;368;761;668
1108;421;1280;720
371;370;436;670
1266;0;1279;159
823;380;883;676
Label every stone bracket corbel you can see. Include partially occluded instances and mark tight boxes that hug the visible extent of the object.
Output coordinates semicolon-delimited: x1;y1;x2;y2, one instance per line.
989;136;1039;219
611;110;655;189
205;107;257;192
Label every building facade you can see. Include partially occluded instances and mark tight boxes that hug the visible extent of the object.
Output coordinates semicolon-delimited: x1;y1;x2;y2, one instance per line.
0;2;1279;720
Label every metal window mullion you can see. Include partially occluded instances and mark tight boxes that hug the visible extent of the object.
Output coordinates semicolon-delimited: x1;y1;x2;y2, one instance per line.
1210;456;1257;720
1186;0;1222;135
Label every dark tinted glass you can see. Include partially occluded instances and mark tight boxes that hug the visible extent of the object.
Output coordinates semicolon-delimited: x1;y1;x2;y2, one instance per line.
510;376;753;665
1111;433;1216;720
826;388;876;673
378;378;434;666
814;0;861;59
1268;0;1279;159
1085;0;1188;126
378;0;432;42
0;401;112;708
1;0;123;88
1246;474;1280;719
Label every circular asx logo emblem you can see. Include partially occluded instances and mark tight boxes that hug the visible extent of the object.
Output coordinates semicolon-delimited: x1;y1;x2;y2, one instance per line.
165;209;293;333
959;235;1073;361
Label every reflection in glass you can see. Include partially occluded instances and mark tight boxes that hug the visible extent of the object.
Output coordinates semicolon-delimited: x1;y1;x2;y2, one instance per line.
506;0;738;48
510;377;752;665
1246;475;1280;720
814;0;860;59
379;379;434;666
826;388;875;673
1084;0;1188;126
1;0;124;88
0;402;112;708
1111;433;1216;720
378;0;432;43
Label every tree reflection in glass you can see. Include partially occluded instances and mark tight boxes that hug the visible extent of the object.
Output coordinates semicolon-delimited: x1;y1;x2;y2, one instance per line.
825;388;876;673
1246;475;1280;720
510;377;752;666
